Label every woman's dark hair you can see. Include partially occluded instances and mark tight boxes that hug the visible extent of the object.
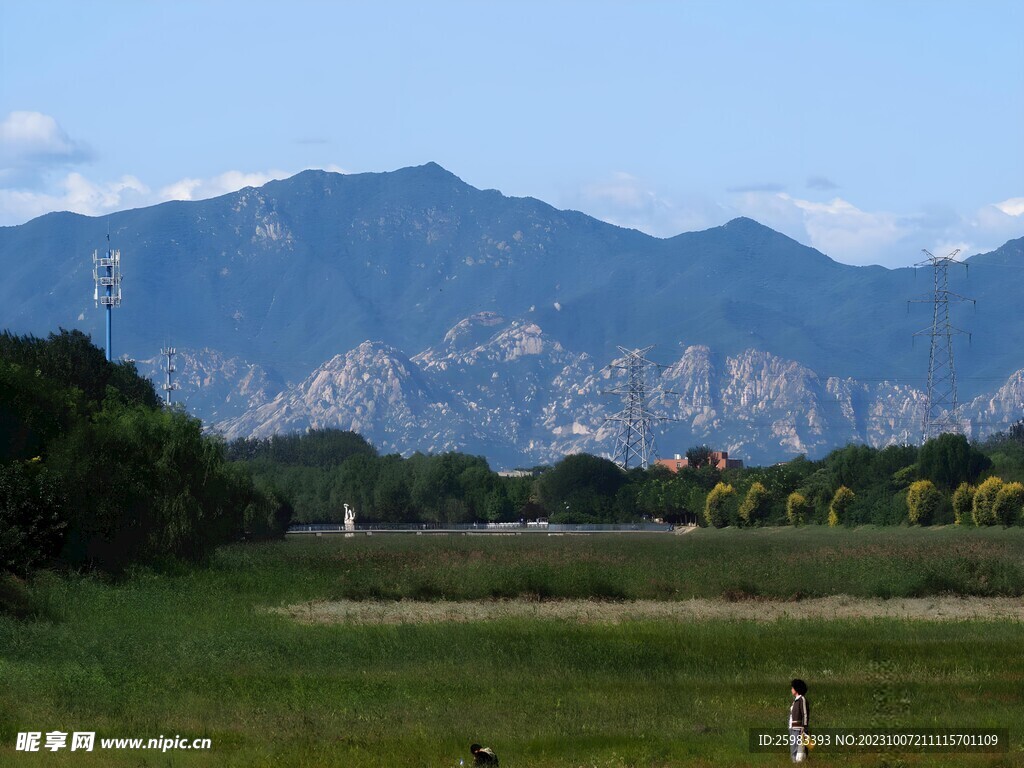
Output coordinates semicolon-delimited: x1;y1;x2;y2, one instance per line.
470;744;482;753
791;679;808;695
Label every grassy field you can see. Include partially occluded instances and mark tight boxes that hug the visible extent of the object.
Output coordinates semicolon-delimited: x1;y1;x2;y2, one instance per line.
1;527;1023;766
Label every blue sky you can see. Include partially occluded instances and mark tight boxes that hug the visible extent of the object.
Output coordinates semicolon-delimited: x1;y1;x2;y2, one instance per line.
1;0;1021;267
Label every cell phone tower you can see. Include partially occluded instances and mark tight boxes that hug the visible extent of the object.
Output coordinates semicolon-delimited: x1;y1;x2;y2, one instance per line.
908;248;974;440
161;347;180;405
92;232;122;361
603;346;676;470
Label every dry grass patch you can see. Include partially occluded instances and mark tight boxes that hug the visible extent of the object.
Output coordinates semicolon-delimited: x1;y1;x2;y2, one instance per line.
273;595;1024;625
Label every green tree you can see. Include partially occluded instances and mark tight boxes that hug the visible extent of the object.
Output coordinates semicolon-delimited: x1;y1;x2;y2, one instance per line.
905;480;942;525
952;482;974;525
786;492;809;526
0;360;80;462
538;453;625;522
0;329;159;409
738;481;770;526
373;456;413;522
704;482;735;528
828;486;855;527
918;433;991;488
993;481;1024;526
49;402;246;571
971;476;1004;526
686;445;713;469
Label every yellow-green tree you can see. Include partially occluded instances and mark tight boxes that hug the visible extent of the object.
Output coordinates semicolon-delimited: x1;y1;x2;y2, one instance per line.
993;482;1024;526
704;482;735;528
952;482;974;525
971;477;1004;526
828;486;855;527
738;481;770;525
786;491;809;526
905;479;942;525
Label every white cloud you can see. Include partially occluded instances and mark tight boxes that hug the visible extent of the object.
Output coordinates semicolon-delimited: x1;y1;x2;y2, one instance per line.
0;162;359;225
0;111;87;161
788;195;906;262
731;190;920;266
995;197;1024;217
0;172;150;223
156;164;349;203
0;111;93;190
731;190;1024;267
572;172;727;237
157;169;291;202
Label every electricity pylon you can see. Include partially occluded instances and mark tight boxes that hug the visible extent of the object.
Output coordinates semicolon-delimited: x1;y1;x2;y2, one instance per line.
604;346;675;470
909;248;974;440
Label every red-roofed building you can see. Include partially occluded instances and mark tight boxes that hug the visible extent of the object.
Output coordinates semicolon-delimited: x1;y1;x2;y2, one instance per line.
655;451;743;472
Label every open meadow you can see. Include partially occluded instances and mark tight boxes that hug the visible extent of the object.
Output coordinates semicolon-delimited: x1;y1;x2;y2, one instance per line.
2;527;1024;766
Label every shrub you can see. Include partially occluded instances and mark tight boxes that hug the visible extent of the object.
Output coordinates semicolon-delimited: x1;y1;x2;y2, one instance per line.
993;482;1024;526
704;483;735;528
786;492;809;526
828;486;855;527
972;477;1004;526
738;481;770;526
952;483;974;525
905;480;942;525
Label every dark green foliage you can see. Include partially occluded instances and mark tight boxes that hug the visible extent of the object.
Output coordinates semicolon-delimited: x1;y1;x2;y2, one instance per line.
0;328;159;409
236;441;521;525
0;461;67;574
978;429;1024;484
538;453;626;523
918;433;991;488
0;329;286;576
226;428;376;468
47;403;251;571
0;360;79;461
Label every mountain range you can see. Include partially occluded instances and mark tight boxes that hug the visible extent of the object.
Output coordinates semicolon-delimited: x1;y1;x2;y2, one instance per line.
2;163;1022;466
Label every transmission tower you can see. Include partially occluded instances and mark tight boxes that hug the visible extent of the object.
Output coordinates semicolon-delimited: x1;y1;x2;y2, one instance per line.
909;248;974;440
603;346;675;470
92;232;122;361
161;347;180;405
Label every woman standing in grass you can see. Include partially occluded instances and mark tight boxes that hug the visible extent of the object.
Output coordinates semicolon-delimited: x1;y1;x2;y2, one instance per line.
789;679;809;762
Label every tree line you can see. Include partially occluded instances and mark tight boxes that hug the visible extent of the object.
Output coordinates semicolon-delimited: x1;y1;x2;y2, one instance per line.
228;427;1024;528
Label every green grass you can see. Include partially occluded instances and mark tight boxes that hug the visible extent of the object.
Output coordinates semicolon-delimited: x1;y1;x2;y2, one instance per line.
228;526;1024;601
0;528;1023;766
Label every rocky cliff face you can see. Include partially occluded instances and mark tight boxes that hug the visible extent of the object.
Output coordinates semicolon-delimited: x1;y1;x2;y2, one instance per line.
205;313;1024;467
135;348;284;422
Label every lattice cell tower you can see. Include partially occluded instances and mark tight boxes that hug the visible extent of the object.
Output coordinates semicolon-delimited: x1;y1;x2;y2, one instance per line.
604;346;675;470
909;248;974;440
92;233;122;362
161;347;180;405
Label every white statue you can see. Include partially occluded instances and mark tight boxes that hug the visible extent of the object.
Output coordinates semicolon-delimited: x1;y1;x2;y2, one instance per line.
344;503;356;531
